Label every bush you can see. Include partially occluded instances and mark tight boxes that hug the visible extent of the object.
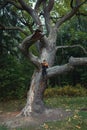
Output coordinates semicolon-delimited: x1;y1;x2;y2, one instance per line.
44;84;87;98
0;55;34;101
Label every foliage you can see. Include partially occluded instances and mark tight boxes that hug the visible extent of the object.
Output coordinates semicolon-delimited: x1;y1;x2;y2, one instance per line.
0;54;34;101
50;15;87;87
0;3;34;101
44;84;87;98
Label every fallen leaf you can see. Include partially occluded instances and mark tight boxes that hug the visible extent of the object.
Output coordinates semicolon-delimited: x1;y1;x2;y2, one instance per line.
43;123;49;129
76;125;81;129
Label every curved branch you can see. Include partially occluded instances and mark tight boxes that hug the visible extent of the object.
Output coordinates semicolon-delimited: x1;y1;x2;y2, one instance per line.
56;45;87;54
19;29;44;67
47;56;87;77
28;52;41;68
0;24;28;36
18;0;41;26
46;0;54;13
34;0;42;11
47;63;74;77
12;10;33;33
7;0;23;9
56;0;87;28
69;56;87;66
42;0;54;34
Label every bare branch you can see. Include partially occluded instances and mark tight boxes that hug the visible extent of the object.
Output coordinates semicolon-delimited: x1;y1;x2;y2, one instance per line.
42;0;54;34
0;24;28;36
19;29;44;67
28;52;41;68
47;63;74;77
47;56;87;77
18;0;41;26
56;0;87;28
46;0;54;13
34;0;42;11
69;56;87;66
11;10;33;33
56;45;87;54
7;0;23;9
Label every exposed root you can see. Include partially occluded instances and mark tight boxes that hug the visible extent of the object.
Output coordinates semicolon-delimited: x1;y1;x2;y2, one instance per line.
0;108;73;129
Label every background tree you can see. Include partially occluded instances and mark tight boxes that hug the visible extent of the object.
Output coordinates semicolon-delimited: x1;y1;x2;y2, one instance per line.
0;0;87;117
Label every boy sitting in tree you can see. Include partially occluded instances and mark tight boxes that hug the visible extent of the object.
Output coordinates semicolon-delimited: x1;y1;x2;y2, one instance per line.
41;60;49;79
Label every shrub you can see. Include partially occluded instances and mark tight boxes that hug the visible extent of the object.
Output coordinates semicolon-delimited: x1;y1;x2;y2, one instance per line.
44;84;87;98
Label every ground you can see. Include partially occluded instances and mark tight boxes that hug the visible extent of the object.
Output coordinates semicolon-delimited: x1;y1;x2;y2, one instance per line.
0;97;87;129
0;108;72;128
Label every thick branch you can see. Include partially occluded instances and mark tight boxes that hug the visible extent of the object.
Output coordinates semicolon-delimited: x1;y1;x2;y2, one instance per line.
56;0;87;28
46;0;54;13
18;0;41;26
56;45;87;54
19;29;44;67
69;56;87;66
47;63;74;77
47;56;87;77
35;0;42;11
0;24;28;36
43;1;54;33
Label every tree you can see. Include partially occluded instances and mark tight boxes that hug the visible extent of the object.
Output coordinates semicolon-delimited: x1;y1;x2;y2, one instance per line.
0;0;87;116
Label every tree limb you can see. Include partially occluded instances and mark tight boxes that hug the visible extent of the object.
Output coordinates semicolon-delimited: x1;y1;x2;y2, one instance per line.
11;10;33;33
46;0;54;13
18;0;41;26
42;0;54;34
19;29;44;67
42;1;50;33
56;0;87;28
47;63;74;77
34;0;42;11
0;24;28;36
47;56;87;77
69;56;87;66
56;45;87;54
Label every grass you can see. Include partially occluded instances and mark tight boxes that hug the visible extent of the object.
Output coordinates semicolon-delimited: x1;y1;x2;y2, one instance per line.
0;96;87;130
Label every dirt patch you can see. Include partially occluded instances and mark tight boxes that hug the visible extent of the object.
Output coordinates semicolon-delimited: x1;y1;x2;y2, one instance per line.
0;108;73;129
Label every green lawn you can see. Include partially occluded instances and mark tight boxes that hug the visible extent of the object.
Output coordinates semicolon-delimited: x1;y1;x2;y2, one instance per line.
0;96;87;130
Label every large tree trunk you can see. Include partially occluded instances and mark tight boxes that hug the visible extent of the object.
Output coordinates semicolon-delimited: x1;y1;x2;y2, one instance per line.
21;46;56;116
21;70;47;116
